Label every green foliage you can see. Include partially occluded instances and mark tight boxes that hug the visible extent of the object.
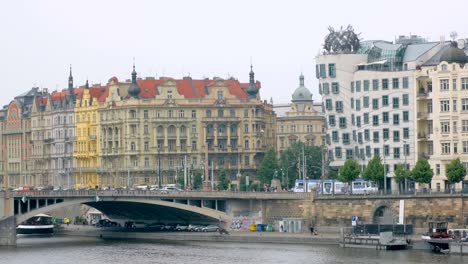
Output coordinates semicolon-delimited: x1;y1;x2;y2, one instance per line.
327;170;339;180
250;182;261;192
192;170;203;190
411;159;434;184
362;156;384;183
239;175;248;191
279;142;324;187
339;159;360;183
257;148;279;185
445;158;467;184
217;169;231;190
176;170;185;189
394;163;410;183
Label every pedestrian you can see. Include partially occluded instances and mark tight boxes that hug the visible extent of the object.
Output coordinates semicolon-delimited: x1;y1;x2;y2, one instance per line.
280;224;283;232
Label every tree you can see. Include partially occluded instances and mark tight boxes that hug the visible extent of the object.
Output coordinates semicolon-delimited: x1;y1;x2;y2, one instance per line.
362;155;384;184
394;163;410;192
339;159;360;183
445;158;466;186
327;170;339;180
411;159;434;185
176;170;185;189
192;170;203;190
257;148;279;185
279;142;323;187
217;169;230;190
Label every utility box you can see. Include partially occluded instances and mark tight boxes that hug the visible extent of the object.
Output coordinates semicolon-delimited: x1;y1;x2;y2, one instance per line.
282;218;304;233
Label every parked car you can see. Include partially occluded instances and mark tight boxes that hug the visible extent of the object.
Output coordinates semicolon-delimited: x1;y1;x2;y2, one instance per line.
188;224;203;232
163;223;178;231
175;224;188;231
125;221;146;229
96;219;118;228
145;222;165;230
201;225;219;232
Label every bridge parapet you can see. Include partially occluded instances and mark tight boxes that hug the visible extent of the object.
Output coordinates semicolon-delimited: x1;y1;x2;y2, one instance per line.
11;190;311;200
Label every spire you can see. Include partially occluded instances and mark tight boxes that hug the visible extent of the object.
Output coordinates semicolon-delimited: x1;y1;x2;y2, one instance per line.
299;73;305;86
127;59;141;98
246;64;258;98
85;79;89;89
68;64;73;90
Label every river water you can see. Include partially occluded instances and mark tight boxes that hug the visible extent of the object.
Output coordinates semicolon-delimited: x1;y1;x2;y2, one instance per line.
0;236;465;264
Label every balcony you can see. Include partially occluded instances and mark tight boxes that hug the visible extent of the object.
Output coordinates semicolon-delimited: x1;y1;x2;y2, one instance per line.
419;152;432;159
416;91;429;99
202;116;240;123
417;112;429;119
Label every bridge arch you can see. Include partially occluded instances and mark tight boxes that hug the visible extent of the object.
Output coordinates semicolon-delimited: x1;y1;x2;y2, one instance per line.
372;204;397;224
16;198;230;225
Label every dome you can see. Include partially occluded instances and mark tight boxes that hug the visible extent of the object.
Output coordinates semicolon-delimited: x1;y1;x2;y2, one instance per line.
292;74;312;102
440;41;468;64
128;65;141;98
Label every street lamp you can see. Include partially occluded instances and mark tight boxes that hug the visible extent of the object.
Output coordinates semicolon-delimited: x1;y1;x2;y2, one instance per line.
157;147;162;189
383;139;388;195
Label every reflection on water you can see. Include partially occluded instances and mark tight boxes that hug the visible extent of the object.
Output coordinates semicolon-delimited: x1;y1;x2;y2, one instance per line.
0;235;465;264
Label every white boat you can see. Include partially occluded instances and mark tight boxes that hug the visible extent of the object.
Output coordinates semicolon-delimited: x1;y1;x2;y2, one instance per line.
17;214;54;235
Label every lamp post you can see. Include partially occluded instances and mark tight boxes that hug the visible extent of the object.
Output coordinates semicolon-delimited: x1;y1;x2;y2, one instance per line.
403;140;408;193
383;139;388;195
158;147;161;189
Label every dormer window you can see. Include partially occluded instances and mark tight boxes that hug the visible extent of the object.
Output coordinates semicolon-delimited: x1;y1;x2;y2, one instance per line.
441;64;448;71
167;90;173;99
217;91;224;100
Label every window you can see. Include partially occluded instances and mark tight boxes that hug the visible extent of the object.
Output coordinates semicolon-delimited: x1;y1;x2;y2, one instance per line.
217;91;224;100
462;78;468;90
168;109;173;118
441;143;451;154
130;142;136;151
440;79;449;91
230;109;236;117
364;129;370;141
335;101;343;112
244;140;249;149
328;115;336;126
191;110;197;118
440;100;450;112
356;116;361;127
372;79;379;90
404;144;410;156
454;142;458;154
356;81;361;92
343;133;350;144
403;111;409;122
403;77;409;88
453;79;457;90
463;141;468;153
454;121;458;133
436;164;440;175
192;141;197;150
373;131;379;143
373;115;379;126
179;110;185;118
315;65;320;79
218;109;224;117
318;64;326;78
191;124;197;134
244;124;249;133
351;81;354;93
383;112;389;123
358;132;363;143
364;113;369;124
335;147;342;158
382;79;389;90
351;98;354;109
441;121;450;133
392;97;399;109
332;82;339;94
372;98;379;110
144;125;149;135
323;83;330;94
328;63;336;77
394;147;400;159
382;95;388;106
403;94;409;106
363;96;369;108
356;100;361;111
364;80;369;91
339;117;347;129
167;90;173;99
244;109;248;117
143;110;148;119
326;99;332;110
384;145;390;156
392;78;399;89
403;128;409;139
462;98;468;111
374;148;380;156
206;109;212;118
463;120;468;132
393;114;399;125
393;130;400;142
346;149;353;159
332;131;338;142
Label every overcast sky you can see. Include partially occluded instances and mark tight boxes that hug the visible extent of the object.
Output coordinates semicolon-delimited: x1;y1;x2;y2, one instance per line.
1;0;467;108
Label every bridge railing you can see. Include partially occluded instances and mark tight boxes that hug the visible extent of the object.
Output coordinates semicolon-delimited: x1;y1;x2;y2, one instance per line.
8;190;312;200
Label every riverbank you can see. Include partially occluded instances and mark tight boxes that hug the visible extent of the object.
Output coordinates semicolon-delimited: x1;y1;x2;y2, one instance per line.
55;225;339;245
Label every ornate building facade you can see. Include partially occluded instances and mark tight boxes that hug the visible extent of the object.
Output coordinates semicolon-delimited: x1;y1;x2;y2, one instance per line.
0;65;276;190
274;74;325;154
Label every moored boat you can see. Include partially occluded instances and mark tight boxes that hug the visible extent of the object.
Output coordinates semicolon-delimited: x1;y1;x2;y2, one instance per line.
421;221;452;252
17;214;54;235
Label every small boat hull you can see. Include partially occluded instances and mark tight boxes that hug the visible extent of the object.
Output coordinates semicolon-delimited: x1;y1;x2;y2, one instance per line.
17;225;54;235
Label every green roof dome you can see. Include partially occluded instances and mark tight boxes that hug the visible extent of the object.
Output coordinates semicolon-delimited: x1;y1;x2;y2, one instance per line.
440;41;467;64
292;74;312;102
